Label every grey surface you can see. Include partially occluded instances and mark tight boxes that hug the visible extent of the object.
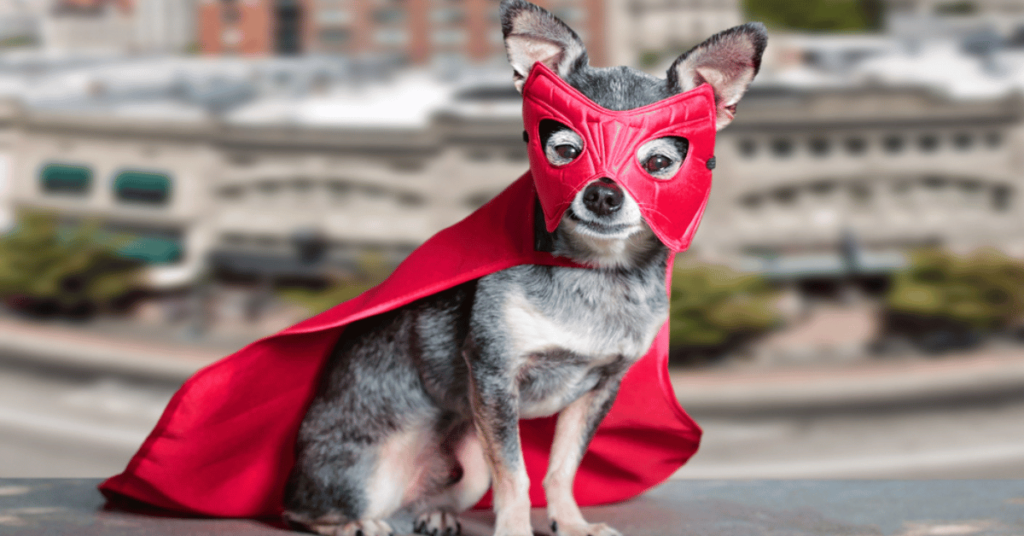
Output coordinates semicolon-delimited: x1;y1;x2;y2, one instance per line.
1;479;1023;535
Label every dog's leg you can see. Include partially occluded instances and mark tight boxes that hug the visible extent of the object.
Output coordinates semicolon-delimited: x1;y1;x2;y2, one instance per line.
413;425;492;535
465;356;533;536
543;380;625;536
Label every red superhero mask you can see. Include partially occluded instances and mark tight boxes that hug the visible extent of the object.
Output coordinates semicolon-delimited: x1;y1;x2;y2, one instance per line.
522;62;718;252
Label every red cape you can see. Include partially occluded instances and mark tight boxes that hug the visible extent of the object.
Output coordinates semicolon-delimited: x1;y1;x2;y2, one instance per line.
99;173;702;518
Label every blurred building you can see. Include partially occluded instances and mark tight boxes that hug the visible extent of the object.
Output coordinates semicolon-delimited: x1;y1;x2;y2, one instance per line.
197;0;742;67
1;13;1024;295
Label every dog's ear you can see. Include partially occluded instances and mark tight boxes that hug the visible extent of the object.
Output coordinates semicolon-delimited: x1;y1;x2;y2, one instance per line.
500;0;588;93
667;23;767;130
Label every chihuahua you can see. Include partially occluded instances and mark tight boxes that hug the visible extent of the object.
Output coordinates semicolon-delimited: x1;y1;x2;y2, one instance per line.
283;1;766;535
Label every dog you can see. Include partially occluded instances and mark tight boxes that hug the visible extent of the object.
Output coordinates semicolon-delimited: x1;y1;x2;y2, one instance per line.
283;1;766;535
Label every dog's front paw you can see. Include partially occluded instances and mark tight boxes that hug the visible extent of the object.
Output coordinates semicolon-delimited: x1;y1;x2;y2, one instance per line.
414;511;461;535
549;519;622;536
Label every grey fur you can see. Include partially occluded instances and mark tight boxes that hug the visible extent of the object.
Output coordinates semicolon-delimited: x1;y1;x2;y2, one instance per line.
284;1;766;534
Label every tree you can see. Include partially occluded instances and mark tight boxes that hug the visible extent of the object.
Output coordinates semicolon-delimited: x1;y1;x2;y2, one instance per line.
669;260;780;364
743;0;882;32
885;248;1024;337
0;212;142;317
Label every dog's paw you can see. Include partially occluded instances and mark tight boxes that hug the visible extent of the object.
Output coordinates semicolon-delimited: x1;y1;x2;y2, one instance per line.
549;519;622;536
414;511;461;535
313;519;395;536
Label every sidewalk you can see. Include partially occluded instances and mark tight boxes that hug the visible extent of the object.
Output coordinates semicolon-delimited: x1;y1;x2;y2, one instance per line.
3;479;1023;535
672;349;1024;415
4;314;1024;412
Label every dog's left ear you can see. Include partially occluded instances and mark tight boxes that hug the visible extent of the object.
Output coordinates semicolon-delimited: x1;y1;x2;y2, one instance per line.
500;0;588;93
667;23;767;130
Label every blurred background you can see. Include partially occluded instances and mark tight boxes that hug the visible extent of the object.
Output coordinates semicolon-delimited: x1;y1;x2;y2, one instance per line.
1;0;1024;484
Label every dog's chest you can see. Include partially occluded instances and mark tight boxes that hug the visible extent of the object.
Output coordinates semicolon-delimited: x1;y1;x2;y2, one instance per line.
501;267;668;418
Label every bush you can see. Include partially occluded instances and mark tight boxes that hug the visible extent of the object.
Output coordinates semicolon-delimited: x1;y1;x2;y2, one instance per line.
0;212;142;317
883;248;1024;349
669;260;780;365
279;251;393;316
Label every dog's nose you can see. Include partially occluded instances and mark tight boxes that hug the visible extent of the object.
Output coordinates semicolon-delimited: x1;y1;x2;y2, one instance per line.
582;178;623;216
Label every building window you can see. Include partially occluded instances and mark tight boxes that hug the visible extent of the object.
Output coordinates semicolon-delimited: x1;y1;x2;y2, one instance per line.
772;187;797;205
844;136;867;155
374;7;405;24
918;133;939;152
375;28;408;45
431;7;464;24
432;29;467;45
808;137;830;157
738;138;756;158
114;171;172;206
319;27;351;45
41;164;92;196
770;138;793;158
275;0;304;55
883;135;904;153
986;131;1003;148
993;185;1012;212
316;8;351;24
953;132;973;150
740;193;762;209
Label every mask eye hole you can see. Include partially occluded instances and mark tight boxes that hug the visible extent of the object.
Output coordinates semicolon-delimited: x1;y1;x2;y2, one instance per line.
637;136;689;179
539;119;583;167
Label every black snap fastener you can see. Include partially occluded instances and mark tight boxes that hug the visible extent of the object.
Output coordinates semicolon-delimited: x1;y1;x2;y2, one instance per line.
522;130;529;143
706;156;716;170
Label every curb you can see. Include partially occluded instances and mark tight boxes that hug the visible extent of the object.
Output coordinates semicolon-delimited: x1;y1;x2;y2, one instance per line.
4;318;1024;414
0;320;221;385
671;350;1024;416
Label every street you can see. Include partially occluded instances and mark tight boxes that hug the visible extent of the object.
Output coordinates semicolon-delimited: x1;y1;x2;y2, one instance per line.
2;355;1024;479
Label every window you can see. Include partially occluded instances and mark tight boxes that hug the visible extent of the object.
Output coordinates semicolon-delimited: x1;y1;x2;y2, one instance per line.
740;193;762;209
808;137;830;157
772;187;797;205
41;164;91;195
432;29;467;45
374;7;404;23
986;131;1003;148
883;135;904;153
319;27;351;44
375;28;408;45
114;171;172;206
844;137;867;155
953;132;973;150
738;139;756;158
770;138;793;158
918;134;939;152
431;7;464;23
993;185;1012;212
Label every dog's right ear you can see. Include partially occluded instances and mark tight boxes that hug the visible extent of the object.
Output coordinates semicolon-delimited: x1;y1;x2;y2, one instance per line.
500;0;588;93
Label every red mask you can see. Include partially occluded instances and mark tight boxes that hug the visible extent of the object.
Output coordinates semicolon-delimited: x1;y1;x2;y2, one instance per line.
522;62;718;252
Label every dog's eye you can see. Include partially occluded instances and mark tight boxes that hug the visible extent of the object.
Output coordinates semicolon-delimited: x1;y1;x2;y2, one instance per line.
637;136;688;179
539;119;584;167
643;155;671;173
555;145;580;160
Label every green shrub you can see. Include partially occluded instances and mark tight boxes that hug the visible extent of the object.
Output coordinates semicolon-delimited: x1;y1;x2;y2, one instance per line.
670;260;779;363
886;248;1024;332
0;212;142;315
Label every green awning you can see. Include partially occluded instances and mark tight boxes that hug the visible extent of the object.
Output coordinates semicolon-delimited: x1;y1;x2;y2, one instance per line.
118;235;182;264
41;164;91;195
114;171;172;205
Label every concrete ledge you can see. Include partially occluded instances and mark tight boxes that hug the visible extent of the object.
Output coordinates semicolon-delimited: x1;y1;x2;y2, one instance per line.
0;318;220;385
1;479;1022;535
5;314;1024;414
672;350;1024;416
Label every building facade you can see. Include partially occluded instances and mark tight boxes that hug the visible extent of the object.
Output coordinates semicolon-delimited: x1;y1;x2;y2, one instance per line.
197;0;741;66
2;77;1022;290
